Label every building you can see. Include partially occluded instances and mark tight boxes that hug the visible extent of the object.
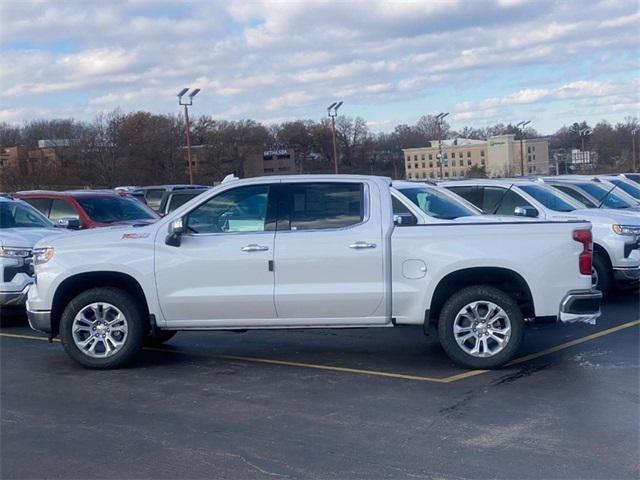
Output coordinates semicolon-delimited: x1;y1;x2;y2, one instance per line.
402;134;549;180
244;148;297;177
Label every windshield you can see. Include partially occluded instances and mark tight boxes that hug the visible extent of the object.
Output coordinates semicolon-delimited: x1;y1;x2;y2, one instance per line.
575;182;635;209
610;180;640;200
0;201;53;228
518;185;577;212
76;196;158;223
397;186;477;219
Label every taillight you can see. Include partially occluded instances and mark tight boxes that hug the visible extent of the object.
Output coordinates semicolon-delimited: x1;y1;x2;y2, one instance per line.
573;229;593;276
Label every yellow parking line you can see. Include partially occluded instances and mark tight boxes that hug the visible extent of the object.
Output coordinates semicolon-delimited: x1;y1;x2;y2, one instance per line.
1;318;638;383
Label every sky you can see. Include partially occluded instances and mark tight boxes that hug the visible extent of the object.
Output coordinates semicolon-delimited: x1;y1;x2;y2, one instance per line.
1;0;638;134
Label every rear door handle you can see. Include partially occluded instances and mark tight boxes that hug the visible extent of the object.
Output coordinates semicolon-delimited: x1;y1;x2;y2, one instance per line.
349;241;377;249
241;244;269;252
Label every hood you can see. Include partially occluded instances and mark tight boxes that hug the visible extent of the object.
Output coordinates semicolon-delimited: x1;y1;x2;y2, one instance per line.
35;222;157;250
93;218;158;227
551;208;640;226
0;227;66;249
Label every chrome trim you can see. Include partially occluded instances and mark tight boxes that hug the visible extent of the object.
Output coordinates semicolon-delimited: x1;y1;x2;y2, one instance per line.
559;289;602;325
349;241;376;249
240;244;269;252
27;309;52;333
0;285;30;306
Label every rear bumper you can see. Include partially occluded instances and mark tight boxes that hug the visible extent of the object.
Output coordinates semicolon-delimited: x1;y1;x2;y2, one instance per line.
613;266;640;283
559;289;602;325
0;285;30;306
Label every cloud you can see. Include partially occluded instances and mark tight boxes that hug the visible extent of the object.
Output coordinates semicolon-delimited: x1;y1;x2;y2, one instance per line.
0;0;638;133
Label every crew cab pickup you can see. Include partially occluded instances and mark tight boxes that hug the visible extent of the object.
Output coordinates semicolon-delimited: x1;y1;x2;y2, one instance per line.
26;175;601;370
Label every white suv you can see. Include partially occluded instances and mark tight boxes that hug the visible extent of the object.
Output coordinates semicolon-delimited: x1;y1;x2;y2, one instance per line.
440;179;640;294
0;196;64;307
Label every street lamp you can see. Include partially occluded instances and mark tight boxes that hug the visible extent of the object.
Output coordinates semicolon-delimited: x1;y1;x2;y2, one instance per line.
178;88;200;184
516;120;531;176
632;128;638;173
327;101;343;174
579;128;591;169
435;112;449;180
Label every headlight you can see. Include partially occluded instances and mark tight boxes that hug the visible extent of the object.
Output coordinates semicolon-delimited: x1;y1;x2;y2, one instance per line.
33;247;55;265
0;246;31;258
612;224;640;236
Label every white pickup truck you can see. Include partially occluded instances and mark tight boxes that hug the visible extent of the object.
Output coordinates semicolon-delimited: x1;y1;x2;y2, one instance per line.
27;175;601;370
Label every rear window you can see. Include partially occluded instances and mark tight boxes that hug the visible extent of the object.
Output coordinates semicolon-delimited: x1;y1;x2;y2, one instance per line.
397;186;477;219
76;196;157;224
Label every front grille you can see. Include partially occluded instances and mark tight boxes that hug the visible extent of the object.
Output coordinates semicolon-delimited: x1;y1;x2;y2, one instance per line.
3;255;32;282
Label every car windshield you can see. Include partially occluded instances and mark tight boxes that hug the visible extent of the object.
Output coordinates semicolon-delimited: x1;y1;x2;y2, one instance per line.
0;201;53;228
610;179;640;200
518;185;577;212
76;196;157;223
397;186;477;219
575;182;634;209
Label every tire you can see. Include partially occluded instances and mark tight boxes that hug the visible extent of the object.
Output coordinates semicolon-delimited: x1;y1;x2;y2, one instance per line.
145;330;177;346
60;287;145;369
438;285;524;369
592;254;612;295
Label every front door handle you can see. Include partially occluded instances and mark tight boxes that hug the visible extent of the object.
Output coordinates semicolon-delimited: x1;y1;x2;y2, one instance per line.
349;241;377;249
241;244;269;252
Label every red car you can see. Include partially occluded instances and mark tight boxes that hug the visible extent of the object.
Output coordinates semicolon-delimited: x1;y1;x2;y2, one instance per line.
14;190;159;229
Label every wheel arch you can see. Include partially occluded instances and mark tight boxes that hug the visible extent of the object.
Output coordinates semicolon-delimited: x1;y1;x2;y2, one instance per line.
593;242;612;269
428;267;534;323
50;271;150;337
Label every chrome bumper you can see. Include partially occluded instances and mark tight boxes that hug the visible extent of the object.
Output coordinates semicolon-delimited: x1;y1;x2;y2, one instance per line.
26;308;52;334
559;289;602;325
0;285;30;306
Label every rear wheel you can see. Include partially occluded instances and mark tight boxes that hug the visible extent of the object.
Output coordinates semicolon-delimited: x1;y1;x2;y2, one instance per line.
438;285;524;369
60;287;145;369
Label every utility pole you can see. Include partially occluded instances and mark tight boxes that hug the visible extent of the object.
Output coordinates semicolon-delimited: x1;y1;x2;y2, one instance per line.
632;128;638;173
177;88;200;185
327;101;343;174
435;112;449;180
516;120;531;176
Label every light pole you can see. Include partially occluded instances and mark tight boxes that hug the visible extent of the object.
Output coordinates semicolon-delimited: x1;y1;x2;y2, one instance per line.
579;128;591;170
435;112;449;180
327;101;343;174
516;120;531;176
178;88;200;184
632;128;638;173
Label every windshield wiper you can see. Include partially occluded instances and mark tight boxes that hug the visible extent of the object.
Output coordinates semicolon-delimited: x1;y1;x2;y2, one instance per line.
490;184;514;214
597;184;618;208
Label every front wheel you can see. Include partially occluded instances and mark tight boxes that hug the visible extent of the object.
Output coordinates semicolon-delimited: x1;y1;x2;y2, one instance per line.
438;285;524;369
60;287;145;369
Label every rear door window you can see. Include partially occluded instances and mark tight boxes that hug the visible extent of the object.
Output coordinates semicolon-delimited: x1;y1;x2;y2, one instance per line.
49;199;80;220
281;183;364;231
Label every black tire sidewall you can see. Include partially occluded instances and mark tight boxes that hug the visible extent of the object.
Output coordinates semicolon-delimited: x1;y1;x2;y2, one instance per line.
592;254;611;295
438;285;524;369
60;287;145;369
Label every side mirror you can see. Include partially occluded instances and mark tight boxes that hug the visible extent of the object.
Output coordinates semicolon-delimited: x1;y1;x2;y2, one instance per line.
393;213;418;226
56;218;81;229
165;217;185;247
514;206;539;218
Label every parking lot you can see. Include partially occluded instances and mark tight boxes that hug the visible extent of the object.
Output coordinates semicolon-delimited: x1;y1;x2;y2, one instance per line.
0;292;637;479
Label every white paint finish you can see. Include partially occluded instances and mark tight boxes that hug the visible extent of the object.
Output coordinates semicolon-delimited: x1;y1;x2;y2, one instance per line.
154;231;276;322
273;181;387;322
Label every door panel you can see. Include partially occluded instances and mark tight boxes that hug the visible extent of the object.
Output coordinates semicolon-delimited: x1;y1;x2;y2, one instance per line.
155;184;277;324
273;182;386;323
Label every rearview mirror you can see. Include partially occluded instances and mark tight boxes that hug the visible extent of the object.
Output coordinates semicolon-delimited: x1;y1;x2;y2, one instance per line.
165;217;185;247
393;213;418;226
56;218;81;230
514;206;539;218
